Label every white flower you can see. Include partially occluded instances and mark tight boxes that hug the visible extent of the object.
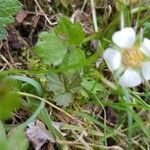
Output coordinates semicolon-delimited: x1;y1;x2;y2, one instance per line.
103;27;150;87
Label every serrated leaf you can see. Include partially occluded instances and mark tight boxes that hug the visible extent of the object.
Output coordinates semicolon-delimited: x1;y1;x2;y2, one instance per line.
54;92;72;107
0;0;21;39
55;16;85;45
47;73;73;107
60;48;85;92
35;31;67;66
0;0;21;16
0;0;21;27
47;73;65;94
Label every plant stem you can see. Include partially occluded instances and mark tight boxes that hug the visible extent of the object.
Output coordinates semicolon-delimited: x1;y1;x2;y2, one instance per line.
131;6;150;14
90;0;98;32
93;94;107;146
18;92;83;124
120;11;125;29
123;88;133;150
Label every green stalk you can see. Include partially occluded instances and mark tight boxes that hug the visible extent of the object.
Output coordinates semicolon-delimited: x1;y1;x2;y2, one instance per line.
123;88;133;150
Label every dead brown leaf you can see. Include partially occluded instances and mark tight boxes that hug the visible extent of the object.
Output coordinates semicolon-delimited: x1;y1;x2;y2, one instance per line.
15;10;27;23
26;120;54;150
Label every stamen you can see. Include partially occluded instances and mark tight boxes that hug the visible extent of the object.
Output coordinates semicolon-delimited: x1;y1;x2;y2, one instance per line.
122;48;143;68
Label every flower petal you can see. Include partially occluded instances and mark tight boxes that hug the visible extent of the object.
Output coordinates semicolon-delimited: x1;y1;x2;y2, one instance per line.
103;48;122;71
141;61;150;80
140;38;150;56
112;27;136;49
119;69;142;87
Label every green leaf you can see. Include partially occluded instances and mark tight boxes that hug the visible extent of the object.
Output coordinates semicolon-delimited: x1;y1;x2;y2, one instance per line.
143;21;150;38
0;16;13;28
0;0;21;17
0;121;7;150
8;128;28;150
47;73;73;107
0;76;21;120
10;75;44;97
55;16;85;45
47;73;65;94
35;31;67;66
0;125;28;150
0;28;7;40
0;121;7;140
61;48;85;75
54;92;72;107
63;48;85;66
0;0;21;40
81;78;102;95
0;122;28;150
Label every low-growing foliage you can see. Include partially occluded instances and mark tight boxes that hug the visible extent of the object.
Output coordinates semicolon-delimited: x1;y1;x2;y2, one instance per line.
0;0;21;39
0;0;150;150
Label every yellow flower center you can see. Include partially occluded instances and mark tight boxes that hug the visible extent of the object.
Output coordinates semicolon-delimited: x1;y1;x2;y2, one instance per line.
122;48;143;68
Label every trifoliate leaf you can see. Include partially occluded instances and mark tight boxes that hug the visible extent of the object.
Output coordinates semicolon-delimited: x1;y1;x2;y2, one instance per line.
55;16;85;45
35;31;67;66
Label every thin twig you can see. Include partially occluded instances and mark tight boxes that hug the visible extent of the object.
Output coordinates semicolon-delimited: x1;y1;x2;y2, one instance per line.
72;130;93;150
0;54;13;69
81;0;87;12
90;0;98;32
0;63;7;71
33;0;57;26
18;92;83;125
4;41;15;65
